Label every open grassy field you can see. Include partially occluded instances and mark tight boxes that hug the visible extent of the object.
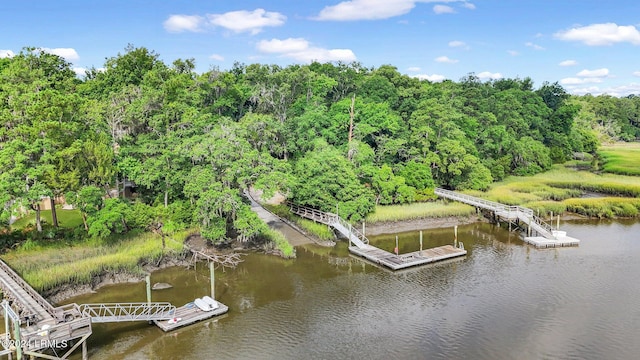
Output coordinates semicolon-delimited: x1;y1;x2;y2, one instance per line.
598;142;640;176
1;230;187;292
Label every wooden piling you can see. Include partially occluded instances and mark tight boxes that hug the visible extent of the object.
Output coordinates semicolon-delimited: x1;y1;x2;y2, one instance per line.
419;231;423;251
146;274;151;306
210;261;215;299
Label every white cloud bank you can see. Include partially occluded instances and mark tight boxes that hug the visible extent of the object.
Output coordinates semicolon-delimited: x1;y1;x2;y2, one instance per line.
567;83;640;97
433;5;455;14
555;23;640;46
413;73;446;82
314;0;473;21
559;60;577;66
164;15;205;33
256;38;356;62
560;68;609;86
576;68;609;78
164;9;285;35
40;48;80;61
0;50;15;58
435;56;458;63
477;71;502;80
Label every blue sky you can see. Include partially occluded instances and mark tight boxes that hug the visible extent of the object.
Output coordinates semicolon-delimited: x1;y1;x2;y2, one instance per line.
2;0;640;96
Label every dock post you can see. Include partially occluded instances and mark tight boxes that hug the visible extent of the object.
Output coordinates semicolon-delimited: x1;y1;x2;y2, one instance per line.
550;211;553;222
146;274;151;306
13;318;21;360
362;221;365;237
557;215;560;230
454;225;458;247
419;231;423;251
210;261;215;299
395;236;399;255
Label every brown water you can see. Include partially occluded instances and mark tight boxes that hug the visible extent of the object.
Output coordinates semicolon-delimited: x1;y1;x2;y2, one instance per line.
65;219;640;360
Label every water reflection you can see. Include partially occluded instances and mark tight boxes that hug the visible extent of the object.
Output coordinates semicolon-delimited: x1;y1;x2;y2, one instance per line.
66;220;640;360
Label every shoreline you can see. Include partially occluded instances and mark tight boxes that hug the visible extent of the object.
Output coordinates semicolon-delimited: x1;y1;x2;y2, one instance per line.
47;255;192;305
363;215;486;236
44;212;593;304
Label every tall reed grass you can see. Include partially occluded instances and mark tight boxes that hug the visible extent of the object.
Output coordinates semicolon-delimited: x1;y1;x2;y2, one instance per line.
261;228;295;258
2;231;185;292
366;202;475;223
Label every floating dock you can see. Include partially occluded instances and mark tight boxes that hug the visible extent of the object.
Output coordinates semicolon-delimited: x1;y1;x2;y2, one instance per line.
154;302;229;332
349;244;467;271
524;230;580;248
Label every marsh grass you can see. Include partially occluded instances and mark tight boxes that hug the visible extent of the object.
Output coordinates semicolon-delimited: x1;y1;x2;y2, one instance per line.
599;143;640;176
261;228;295;258
366;202;475;223
264;204;335;240
2;230;186;292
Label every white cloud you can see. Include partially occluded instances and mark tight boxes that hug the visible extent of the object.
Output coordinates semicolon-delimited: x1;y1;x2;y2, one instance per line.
463;2;476;10
576;68;609;78
633;71;640;77
554;23;640;46
209;54;224;61
407;66;421;72
507;50;520;56
560;77;603;85
433;5;455;14
567;83;640;97
72;67;87;76
40;48;79;61
256;38;356;62
314;0;468;21
435;55;458;64
163;15;204;33
0;50;14;58
208;9;286;35
448;40;466;48
413;73;446;82
257;38;310;54
559;60;577;66
525;42;545;50
477;71;502;80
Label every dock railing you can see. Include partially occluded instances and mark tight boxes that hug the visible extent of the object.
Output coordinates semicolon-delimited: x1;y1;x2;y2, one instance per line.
288;203;369;247
79;302;177;323
435;188;556;239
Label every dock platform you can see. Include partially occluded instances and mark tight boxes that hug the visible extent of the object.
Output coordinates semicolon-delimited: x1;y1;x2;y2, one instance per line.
349;244;467;270
524;230;580;248
154;302;229;332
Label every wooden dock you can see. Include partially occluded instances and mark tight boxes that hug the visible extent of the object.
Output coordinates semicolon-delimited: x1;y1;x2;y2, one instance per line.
154;302;229;332
349;244;467;270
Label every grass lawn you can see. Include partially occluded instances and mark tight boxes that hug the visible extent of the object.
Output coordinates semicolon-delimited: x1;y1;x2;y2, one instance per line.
11;209;84;230
598;142;640;176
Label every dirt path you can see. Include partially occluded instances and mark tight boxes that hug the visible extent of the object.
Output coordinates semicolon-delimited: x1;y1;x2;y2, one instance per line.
246;191;314;246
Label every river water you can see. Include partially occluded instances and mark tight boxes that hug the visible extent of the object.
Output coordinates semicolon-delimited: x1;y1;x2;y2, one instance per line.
65;219;640;360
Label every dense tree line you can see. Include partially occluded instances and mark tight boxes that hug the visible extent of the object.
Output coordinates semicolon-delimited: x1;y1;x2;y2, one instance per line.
1;46;637;243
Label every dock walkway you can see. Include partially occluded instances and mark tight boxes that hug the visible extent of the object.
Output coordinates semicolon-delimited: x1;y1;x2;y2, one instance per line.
434;188;580;247
289;203;466;269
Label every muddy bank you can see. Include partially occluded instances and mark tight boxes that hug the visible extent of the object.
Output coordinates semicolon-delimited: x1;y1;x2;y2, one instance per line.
363;215;486;236
47;255;192;305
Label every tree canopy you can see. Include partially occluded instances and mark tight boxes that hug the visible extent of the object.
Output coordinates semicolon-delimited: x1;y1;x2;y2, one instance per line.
2;45;638;242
